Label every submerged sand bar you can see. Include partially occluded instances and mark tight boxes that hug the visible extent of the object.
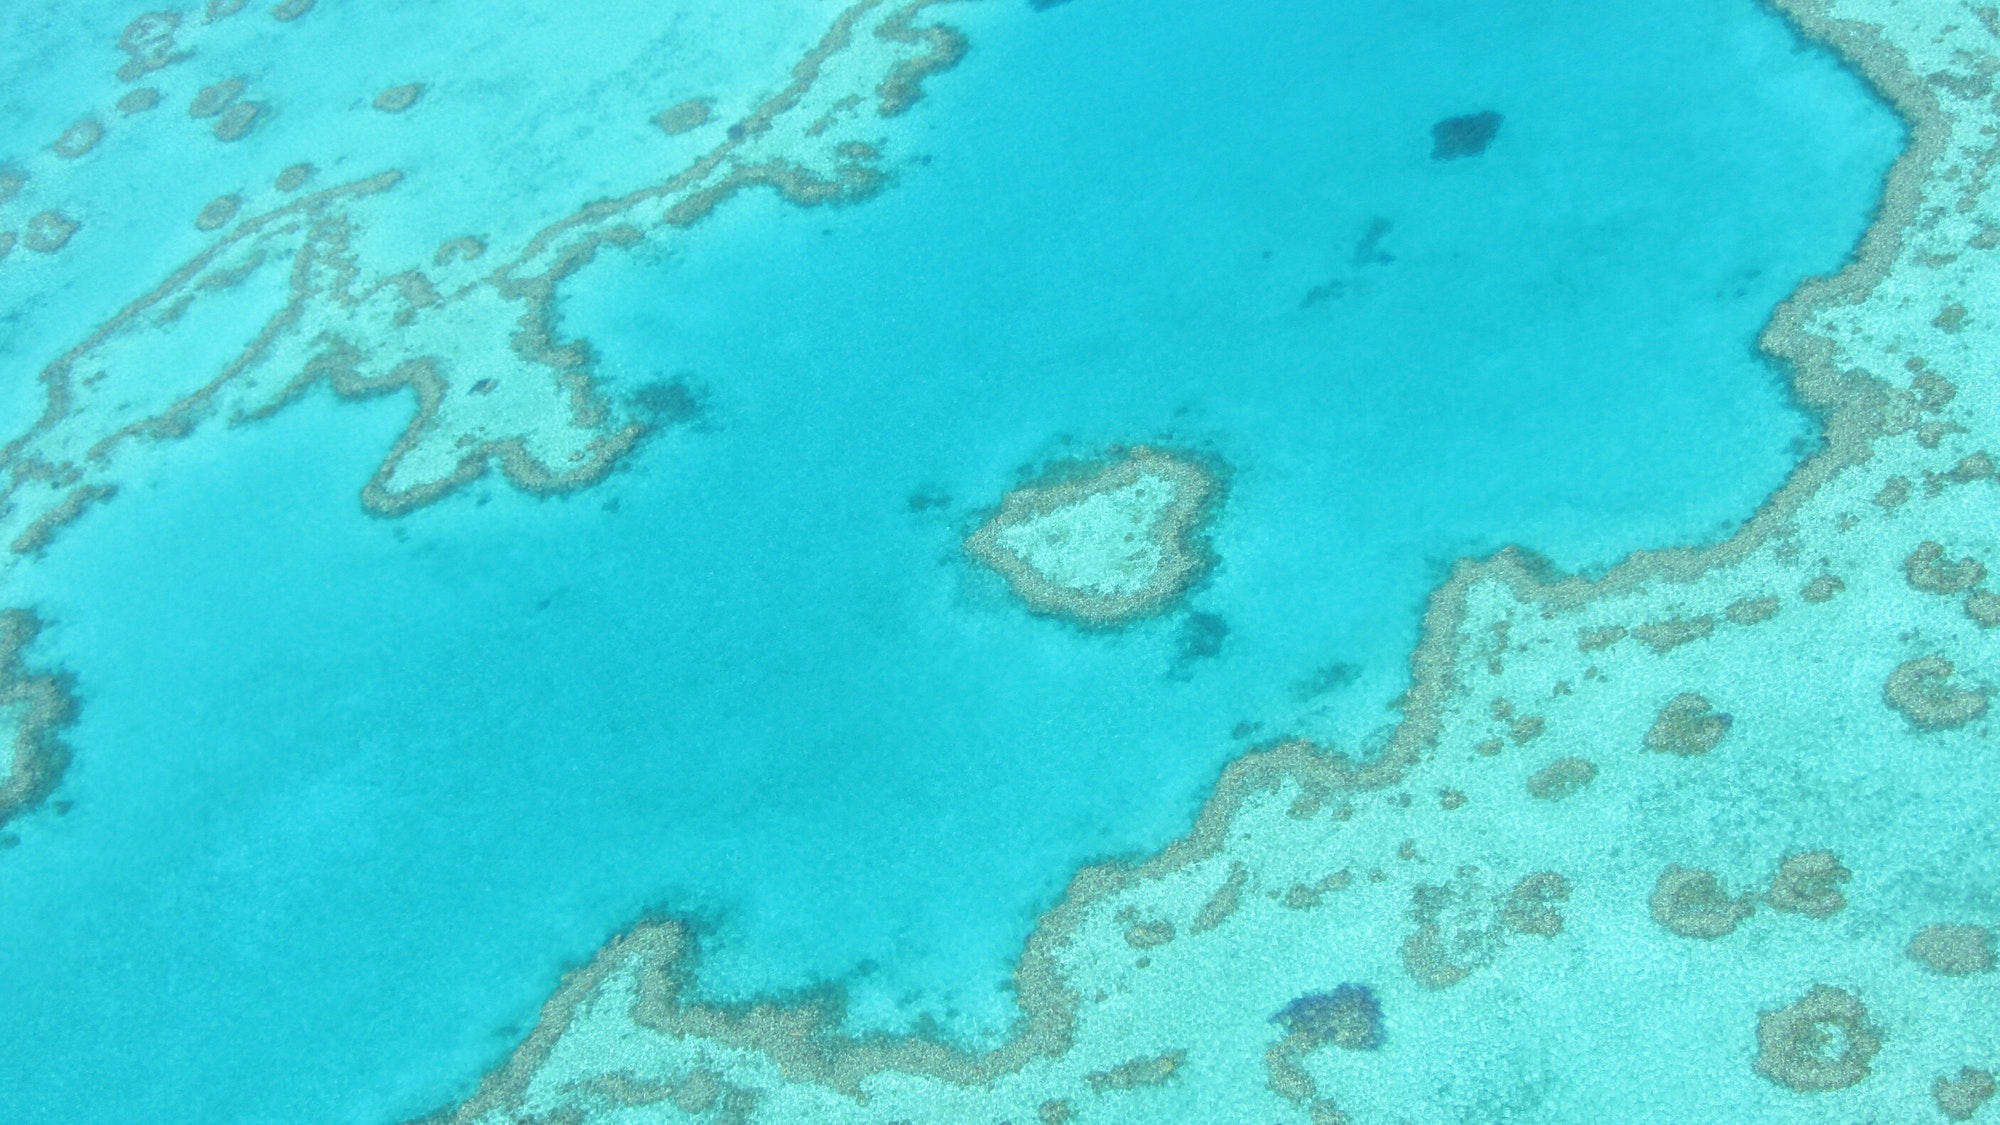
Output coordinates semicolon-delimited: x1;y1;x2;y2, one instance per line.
965;446;1218;626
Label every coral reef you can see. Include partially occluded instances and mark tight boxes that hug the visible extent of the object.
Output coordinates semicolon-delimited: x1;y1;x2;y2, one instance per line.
1650;865;1754;939
373;83;425;113
1272;984;1383;1051
964;447;1220;627
1905;541;1986;593
1753;986;1881;1093
1524;756;1597;800
1765;850;1850;919
656;99;714;135
1907;924;1995;976
1884;655;1988;730
1936;1068;1997;1122
1643;692;1732;755
0;611;79;833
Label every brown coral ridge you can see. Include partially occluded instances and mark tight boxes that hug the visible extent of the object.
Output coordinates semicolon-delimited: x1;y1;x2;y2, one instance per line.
1753;985;1882;1093
401;0;1966;1114
0;610;80;834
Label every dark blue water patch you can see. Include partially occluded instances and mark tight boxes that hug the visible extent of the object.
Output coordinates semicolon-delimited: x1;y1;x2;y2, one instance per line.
0;0;1903;1122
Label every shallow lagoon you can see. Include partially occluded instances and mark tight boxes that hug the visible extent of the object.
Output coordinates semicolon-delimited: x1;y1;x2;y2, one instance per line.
0;0;1900;1121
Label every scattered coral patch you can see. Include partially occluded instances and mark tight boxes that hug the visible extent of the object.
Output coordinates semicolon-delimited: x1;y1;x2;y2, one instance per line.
1906;541;1986;594
1644;693;1731;755
212;100;265;142
51;119;104;159
373;83;425;114
194;195;241;231
1884;656;1988;731
189;78;246;119
22;211;80;254
1084;1052;1181;1092
1650;865;1753;939
116;87;160;114
1500;871;1570;936
1766;850;1850;919
1936;1068;1997;1122
1753;985;1881;1093
1273;983;1384;1051
116;11;186;82
655;98;714;135
1526;756;1597;800
1966;590;2000;628
1907;924;1995;976
1634;614;1715;653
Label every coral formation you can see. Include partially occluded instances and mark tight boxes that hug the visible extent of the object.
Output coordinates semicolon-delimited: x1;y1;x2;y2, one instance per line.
189;78;246;118
1936;1068;1997;1122
1499;872;1571;936
1765;850;1850;918
1271;984;1383;1051
1753;986;1881;1093
0;612;78;832
1650;865;1754;939
1884;656;1988;730
964;447;1220;626
116;87;161;114
373;83;425;113
1525;756;1597;800
1905;541;1986;593
22;211;80;254
212;100;265;141
656;99;713;135
195;195;242;232
1643;693;1732;755
52;119;105;159
1634;614;1715;653
1726;595;1780;624
116;11;187;82
1907;924;1995;976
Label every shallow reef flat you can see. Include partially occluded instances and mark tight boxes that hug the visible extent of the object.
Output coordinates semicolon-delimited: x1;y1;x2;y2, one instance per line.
414;0;2000;1121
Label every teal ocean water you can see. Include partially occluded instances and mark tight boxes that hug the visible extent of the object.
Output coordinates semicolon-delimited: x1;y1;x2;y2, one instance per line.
0;0;1902;1122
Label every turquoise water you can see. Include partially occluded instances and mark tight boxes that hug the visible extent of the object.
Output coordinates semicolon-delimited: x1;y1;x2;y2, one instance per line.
0;0;1900;1121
